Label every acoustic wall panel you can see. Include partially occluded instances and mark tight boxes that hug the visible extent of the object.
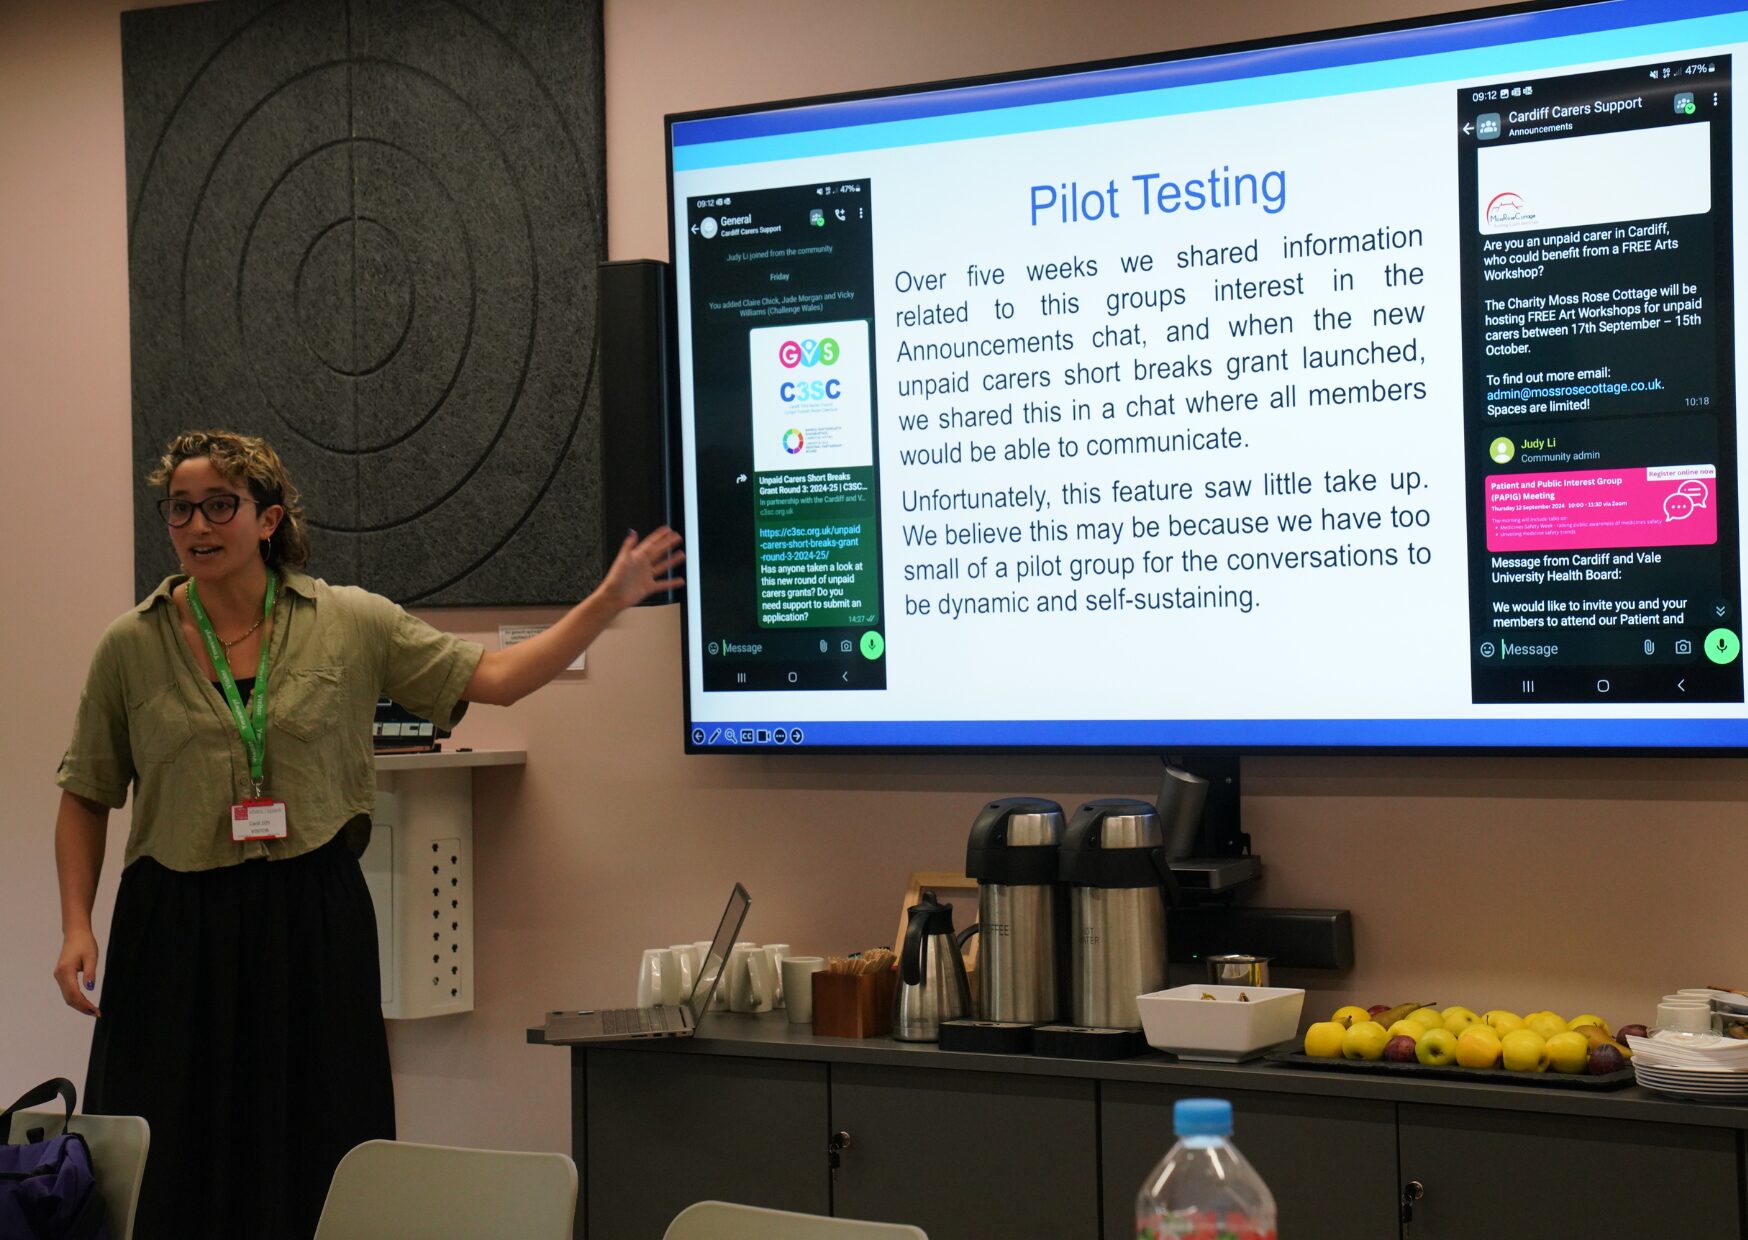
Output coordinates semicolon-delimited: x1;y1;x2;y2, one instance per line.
123;0;605;605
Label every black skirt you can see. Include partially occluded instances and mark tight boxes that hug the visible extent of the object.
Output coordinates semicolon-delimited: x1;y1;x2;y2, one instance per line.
84;832;394;1240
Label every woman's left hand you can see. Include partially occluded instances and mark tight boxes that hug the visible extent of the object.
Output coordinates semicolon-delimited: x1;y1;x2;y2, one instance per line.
601;527;685;611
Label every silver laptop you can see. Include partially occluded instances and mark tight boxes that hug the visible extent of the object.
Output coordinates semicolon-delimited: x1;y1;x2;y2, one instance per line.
542;883;750;1044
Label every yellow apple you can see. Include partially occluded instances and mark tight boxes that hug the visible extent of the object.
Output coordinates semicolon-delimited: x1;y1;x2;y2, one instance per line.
1525;1011;1568;1040
1482;1010;1525;1036
1567;1013;1611;1036
1500;1028;1550;1072
1443;1011;1483;1037
1545;1030;1590;1074
1408;1008;1443;1030
1441;1005;1479;1023
1417;1027;1458;1066
1331;1005;1371;1030
1455;1027;1504;1069
1385;1019;1428;1043
1303;1021;1346;1058
1342;1021;1389;1060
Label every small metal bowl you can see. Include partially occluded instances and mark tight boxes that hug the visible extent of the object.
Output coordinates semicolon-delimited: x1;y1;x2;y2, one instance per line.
1206;954;1271;987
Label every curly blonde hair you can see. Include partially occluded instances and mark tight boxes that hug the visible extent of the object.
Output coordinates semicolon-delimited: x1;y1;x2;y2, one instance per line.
148;430;312;570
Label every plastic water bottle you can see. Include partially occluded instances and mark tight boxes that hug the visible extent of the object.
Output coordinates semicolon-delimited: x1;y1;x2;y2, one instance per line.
1136;1098;1278;1240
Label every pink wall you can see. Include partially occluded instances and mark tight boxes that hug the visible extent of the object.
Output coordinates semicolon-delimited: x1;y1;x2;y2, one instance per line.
4;0;1745;1159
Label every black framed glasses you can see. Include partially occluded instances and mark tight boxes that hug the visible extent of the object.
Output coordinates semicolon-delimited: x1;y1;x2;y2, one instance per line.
157;494;259;527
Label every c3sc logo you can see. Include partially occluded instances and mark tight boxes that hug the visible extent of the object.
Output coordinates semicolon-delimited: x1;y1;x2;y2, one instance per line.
778;338;840;368
780;379;841;402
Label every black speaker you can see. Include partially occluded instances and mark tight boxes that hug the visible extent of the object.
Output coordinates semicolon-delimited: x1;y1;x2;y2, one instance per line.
1166;907;1355;970
597;259;679;603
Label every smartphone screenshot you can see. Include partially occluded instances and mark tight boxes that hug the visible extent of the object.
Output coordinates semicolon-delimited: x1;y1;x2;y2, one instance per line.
1457;59;1742;704
685;180;886;692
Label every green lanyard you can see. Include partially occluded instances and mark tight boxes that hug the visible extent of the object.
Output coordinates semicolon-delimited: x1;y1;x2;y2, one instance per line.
187;572;276;795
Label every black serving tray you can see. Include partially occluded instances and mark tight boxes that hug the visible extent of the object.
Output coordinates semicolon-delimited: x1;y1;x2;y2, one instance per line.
1268;1049;1636;1090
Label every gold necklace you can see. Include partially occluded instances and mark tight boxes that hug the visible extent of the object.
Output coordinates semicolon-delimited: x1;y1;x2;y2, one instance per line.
184;582;267;650
218;611;266;651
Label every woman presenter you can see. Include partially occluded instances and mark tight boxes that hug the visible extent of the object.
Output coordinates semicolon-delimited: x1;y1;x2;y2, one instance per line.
51;429;682;1240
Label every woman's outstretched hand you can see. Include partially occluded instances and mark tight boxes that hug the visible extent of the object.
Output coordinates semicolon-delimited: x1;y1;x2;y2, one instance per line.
601;527;685;611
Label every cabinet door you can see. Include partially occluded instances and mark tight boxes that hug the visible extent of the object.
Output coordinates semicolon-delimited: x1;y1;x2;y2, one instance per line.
830;1063;1099;1240
1398;1103;1739;1237
1101;1082;1401;1240
584;1049;829;1239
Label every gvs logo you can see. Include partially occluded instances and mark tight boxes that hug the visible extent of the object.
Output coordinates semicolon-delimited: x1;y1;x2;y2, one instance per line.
778;338;840;368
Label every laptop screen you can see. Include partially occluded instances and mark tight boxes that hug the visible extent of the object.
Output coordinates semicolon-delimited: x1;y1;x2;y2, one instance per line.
683;883;751;1021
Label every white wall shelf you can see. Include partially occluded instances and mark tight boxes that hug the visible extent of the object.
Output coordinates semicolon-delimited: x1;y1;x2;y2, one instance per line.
374;748;528;772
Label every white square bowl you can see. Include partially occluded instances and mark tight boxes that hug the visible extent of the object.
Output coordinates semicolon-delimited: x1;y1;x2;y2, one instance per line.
1137;984;1305;1062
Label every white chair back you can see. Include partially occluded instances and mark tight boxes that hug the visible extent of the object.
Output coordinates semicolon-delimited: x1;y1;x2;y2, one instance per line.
312;1138;576;1240
664;1199;928;1239
8;1108;151;1240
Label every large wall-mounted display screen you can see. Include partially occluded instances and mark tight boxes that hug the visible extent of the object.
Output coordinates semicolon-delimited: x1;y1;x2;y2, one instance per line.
668;0;1748;752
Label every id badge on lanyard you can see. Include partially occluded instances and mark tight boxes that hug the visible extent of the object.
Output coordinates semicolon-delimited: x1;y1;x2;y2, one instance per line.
232;798;289;841
188;575;288;843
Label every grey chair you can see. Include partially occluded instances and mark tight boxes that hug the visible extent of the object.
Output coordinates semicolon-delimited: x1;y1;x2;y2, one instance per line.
664;1199;929;1239
312;1138;577;1240
7;1108;151;1240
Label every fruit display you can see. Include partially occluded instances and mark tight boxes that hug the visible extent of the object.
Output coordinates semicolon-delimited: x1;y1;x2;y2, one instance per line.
1299;1002;1640;1079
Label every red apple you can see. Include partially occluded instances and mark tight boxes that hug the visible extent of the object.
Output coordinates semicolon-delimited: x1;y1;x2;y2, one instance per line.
1368;1004;1391;1017
1384;1035;1418;1063
1616;1024;1650;1041
1588;1043;1628;1075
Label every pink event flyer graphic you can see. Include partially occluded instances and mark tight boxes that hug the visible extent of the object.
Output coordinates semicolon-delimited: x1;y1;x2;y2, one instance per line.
1486;466;1717;552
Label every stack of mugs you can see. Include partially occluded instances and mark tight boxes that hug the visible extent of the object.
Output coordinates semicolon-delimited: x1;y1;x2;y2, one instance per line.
639;942;826;1023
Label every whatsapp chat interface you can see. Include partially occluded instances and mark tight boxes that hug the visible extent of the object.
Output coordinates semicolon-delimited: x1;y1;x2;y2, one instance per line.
1458;60;1744;705
686;180;886;693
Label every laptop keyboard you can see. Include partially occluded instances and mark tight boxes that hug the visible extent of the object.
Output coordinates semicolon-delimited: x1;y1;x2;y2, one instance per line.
601;1006;686;1035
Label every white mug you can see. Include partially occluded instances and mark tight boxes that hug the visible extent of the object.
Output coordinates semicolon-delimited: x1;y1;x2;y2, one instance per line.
636;948;685;1007
689;942;717;1003
727;944;775;1013
762;944;791;1008
781;956;825;1025
667;944;698;1000
696;949;729;1010
1656;1000;1712;1032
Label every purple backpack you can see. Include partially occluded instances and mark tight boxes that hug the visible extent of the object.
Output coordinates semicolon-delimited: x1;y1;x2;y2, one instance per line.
0;1079;111;1240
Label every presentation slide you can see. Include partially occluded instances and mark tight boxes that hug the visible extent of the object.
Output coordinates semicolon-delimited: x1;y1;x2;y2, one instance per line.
671;1;1748;749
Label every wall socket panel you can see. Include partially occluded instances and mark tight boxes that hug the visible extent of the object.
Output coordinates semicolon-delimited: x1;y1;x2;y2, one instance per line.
361;776;476;1018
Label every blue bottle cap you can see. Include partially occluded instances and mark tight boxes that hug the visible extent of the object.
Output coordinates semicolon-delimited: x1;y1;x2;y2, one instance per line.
1173;1098;1233;1137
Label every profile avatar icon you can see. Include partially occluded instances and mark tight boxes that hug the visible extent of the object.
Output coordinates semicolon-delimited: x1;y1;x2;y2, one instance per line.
1490;437;1515;464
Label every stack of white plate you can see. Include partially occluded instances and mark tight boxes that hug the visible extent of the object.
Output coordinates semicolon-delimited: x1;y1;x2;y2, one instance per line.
1627;1031;1748;1099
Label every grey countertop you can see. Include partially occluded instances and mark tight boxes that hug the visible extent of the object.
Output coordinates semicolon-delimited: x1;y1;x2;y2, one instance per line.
529;1010;1748;1130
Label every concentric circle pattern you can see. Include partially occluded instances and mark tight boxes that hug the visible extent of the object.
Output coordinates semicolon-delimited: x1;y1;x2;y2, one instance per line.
125;0;605;605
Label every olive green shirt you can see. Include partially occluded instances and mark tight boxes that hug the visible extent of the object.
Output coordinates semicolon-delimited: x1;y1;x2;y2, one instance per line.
56;569;484;872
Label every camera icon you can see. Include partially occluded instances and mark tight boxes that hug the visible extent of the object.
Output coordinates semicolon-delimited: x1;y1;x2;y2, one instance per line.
1675;638;1694;655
